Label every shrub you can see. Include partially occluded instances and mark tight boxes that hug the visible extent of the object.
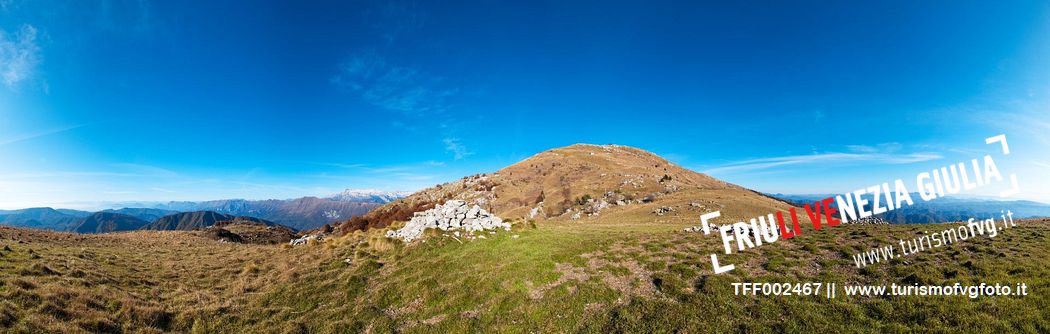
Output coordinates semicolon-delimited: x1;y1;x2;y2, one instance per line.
339;200;439;235
575;194;593;206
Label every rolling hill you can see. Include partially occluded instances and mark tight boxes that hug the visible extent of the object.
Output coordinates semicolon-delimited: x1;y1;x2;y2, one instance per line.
70;212;151;234
143;211;280;231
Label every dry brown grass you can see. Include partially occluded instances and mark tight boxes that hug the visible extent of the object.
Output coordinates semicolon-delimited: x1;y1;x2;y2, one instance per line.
2;214;1049;333
0;226;345;332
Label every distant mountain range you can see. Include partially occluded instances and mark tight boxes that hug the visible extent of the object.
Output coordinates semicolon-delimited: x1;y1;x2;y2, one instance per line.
0;209;282;234
102;208;179;222
772;193;1050;224
0;208;90;231
0;189;408;232
136;197;392;231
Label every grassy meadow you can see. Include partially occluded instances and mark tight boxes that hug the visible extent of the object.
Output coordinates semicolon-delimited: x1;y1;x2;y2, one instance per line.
0;215;1047;333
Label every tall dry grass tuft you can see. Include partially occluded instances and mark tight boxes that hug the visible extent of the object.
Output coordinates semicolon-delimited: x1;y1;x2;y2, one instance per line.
117;297;173;330
0;301;17;327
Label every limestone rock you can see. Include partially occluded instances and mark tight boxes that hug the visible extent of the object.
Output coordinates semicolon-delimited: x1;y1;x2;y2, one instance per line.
386;200;510;242
289;234;325;246
653;206;675;216
847;216;889;225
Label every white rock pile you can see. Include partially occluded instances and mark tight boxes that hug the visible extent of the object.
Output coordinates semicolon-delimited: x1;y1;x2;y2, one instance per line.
289;234;325;246
652;206;675;215
386;200;510;242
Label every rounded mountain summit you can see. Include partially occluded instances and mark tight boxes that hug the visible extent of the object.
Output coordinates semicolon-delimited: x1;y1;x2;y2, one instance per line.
338;144;795;233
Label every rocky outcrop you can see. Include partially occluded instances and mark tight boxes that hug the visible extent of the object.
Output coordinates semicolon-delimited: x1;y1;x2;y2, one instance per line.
528;202;546;219
386;200;510;242
289;234;325;246
202;221;297;245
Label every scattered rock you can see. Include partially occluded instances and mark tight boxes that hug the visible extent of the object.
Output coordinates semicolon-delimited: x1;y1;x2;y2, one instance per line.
528;203;546;219
684;221;719;233
587;200;609;215
460;310;480;319
641;194;658;203
652;206;675;216
385;200;510;242
289;234;325;246
422;314;446;325
847;217;889;225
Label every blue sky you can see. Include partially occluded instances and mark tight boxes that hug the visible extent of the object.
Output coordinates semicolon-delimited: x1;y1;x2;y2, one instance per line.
1;1;1048;209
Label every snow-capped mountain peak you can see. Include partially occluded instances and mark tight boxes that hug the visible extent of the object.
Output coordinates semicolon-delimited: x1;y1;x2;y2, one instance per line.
328;189;411;203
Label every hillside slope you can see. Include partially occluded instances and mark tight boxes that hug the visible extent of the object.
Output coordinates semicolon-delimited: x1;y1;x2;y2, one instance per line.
71;212;151;233
143;211;279;231
340;144;794;232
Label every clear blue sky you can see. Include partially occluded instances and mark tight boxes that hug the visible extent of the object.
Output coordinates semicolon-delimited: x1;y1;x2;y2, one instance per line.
1;1;1048;209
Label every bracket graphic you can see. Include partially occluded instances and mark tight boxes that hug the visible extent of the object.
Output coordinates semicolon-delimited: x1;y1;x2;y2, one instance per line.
985;134;1019;197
